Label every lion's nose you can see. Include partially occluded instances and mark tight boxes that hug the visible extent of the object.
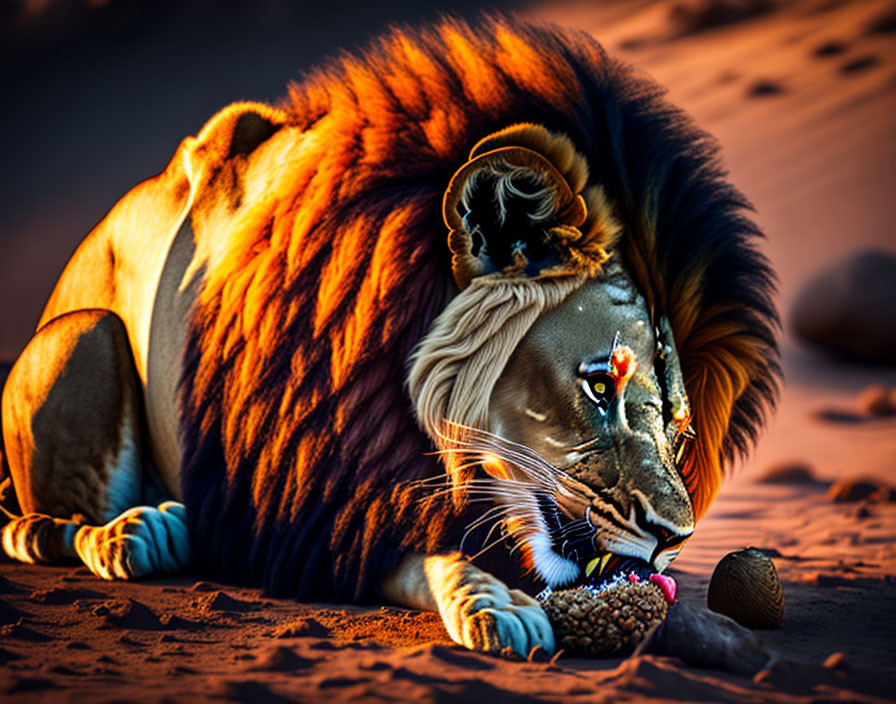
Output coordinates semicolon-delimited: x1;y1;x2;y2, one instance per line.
632;492;693;569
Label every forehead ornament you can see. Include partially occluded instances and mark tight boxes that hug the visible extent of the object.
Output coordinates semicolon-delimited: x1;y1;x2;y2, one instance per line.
442;123;619;289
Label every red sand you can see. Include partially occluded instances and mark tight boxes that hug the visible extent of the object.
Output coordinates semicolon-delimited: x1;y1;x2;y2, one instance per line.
2;0;896;701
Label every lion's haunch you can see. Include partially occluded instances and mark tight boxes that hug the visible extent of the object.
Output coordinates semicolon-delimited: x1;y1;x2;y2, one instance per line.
542;582;669;657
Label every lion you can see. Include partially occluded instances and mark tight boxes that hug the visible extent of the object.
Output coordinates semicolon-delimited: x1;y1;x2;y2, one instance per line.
0;15;778;656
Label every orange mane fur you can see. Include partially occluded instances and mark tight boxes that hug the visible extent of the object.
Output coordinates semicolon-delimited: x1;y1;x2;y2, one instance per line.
178;14;778;600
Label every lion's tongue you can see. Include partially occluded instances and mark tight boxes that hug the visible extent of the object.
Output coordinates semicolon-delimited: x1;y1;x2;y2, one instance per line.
648;573;677;603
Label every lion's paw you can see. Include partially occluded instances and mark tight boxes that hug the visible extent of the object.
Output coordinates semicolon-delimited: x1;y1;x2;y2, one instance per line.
74;501;192;580
442;581;555;657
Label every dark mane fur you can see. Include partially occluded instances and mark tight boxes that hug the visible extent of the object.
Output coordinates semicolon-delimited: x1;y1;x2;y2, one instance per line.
178;14;779;601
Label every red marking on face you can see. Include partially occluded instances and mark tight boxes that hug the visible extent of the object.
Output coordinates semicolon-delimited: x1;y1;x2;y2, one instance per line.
611;344;636;382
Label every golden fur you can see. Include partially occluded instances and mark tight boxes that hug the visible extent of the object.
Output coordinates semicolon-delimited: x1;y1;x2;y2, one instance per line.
170;15;779;600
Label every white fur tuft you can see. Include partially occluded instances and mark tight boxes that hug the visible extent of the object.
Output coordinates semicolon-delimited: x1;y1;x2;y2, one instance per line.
526;514;580;588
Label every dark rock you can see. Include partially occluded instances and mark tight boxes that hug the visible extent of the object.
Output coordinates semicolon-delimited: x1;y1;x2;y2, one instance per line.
755;462;819;485
840;55;879;74
866;10;896;34
669;0;775;35
828;478;895;503
635;602;776;676
791;250;896;364
748;79;784;97
708;548;784;629
852;501;874;519
813;41;846;57
857;385;896;417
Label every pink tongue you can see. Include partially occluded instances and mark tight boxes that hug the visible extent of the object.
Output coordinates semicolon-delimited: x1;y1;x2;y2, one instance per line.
649;573;677;603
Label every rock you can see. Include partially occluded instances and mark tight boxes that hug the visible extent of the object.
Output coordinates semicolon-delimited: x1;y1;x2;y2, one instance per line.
635;602;776;676
791;250;896;364
707;548;784;629
828;478;896;503
669;0;775;35
857;385;896;417
755;462;818;484
748;80;784;97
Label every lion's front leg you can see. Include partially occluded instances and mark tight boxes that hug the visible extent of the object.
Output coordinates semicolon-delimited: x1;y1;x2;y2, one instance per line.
1;309;192;580
379;552;554;657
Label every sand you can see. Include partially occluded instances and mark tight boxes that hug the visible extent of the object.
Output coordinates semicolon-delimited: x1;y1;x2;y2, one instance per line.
2;0;895;701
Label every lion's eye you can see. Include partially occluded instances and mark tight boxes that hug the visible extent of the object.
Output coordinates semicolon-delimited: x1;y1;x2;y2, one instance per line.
581;371;616;416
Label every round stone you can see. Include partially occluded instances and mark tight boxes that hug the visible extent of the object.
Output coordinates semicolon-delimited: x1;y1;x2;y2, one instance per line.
791;250;896;364
707;548;784;629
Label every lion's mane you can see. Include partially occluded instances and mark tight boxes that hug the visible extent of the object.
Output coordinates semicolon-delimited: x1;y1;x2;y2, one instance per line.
178;15;779;601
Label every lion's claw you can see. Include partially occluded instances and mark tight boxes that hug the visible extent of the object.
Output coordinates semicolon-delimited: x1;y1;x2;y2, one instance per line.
439;567;555;657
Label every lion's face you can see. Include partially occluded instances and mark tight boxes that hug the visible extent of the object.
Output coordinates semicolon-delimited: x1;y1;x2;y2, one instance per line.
408;123;700;590
486;259;695;587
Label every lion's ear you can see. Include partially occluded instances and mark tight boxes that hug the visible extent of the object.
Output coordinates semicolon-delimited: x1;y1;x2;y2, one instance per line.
192;101;286;165
443;123;619;289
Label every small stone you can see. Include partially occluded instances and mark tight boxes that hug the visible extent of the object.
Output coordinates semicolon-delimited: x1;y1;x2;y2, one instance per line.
857;385;896;417
791;250;896;364
852;501;873;519
828;478;895;503
755;462;818;485
707;548;784;629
